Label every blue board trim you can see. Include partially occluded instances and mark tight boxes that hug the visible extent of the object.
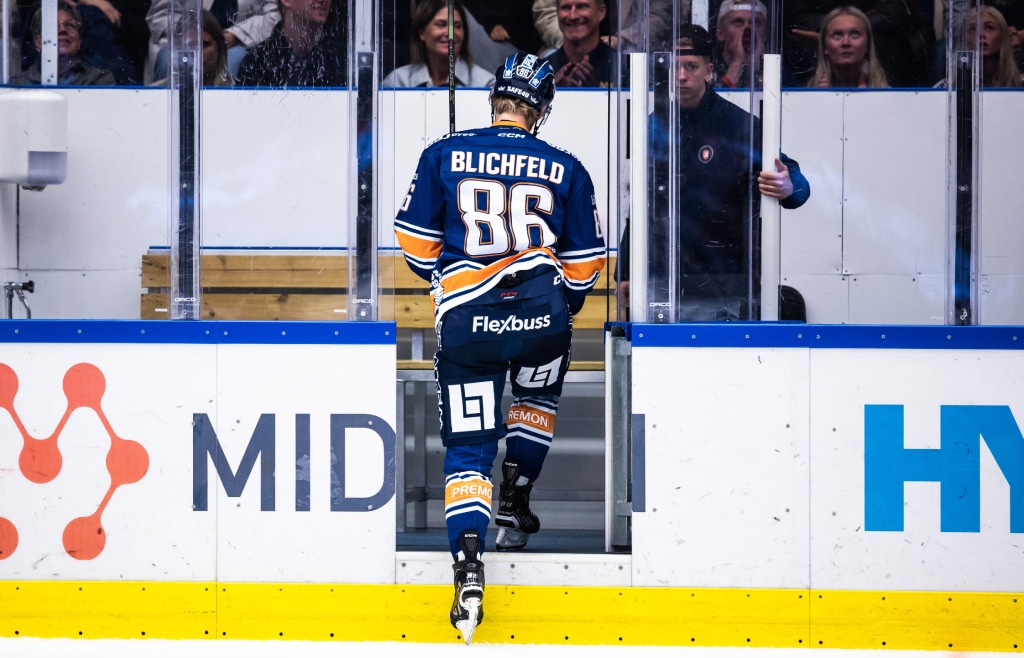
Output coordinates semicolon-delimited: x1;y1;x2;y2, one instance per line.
631;323;1024;350
0;320;397;345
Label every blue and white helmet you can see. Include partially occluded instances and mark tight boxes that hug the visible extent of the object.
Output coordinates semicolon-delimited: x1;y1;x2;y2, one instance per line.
492;51;556;111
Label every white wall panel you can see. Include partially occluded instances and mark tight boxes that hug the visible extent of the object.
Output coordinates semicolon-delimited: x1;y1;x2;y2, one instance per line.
0;333;397;584
979;92;1024;324
808;348;1024;591
631;346;811;589
842;91;946;277
17;89;168;271
780;91;845;277
211;343;395;584
0;344;217;581
202;89;349;247
780;273;850;324
847;274;945;324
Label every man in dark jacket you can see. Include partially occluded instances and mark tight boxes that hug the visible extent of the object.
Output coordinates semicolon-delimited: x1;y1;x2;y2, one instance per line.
618;24;811;321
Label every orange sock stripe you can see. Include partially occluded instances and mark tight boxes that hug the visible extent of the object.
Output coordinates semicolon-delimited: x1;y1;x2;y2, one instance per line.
444;474;493;510
507;404;556;435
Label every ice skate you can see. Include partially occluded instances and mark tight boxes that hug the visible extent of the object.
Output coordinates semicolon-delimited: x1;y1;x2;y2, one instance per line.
450;530;485;644
494;459;540;551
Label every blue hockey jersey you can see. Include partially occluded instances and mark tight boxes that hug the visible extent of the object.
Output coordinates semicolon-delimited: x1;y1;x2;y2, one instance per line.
395;121;607;320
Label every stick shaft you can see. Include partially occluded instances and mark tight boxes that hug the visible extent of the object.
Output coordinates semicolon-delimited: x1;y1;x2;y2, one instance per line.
447;0;455;132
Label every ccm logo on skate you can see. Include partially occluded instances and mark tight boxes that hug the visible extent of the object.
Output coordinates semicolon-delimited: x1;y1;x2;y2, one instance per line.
472;314;551;335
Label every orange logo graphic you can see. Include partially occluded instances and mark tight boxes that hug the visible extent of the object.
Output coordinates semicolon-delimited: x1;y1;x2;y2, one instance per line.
0;363;149;561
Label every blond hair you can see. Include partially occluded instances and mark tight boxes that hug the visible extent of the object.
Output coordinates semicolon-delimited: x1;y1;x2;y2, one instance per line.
491;96;541;131
962;6;1021;88
808;6;889;88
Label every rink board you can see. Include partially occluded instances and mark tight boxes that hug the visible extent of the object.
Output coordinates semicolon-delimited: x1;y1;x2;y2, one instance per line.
0;322;1022;650
631;324;1024;591
0;321;398;584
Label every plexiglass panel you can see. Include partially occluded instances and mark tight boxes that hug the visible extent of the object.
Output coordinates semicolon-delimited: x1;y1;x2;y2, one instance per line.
0;0;1021;325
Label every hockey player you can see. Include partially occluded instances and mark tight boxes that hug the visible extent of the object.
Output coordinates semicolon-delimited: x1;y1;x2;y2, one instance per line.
394;50;607;641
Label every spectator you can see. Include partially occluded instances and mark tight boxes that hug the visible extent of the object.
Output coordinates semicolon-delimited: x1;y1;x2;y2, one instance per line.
616;0;679;52
145;0;280;84
201;9;232;86
986;1;1024;73
547;0;616;88
19;0;147;85
783;0;934;87
461;0;545;56
382;0;493;87
808;5;889;88
617;25;811;321
235;0;345;88
713;0;768;89
532;0;561;53
149;9;234;85
14;1;116;84
961;5;1021;87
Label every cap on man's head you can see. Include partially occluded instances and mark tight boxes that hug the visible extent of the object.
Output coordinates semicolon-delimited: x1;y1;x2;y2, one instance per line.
717;0;768;21
676;24;713;57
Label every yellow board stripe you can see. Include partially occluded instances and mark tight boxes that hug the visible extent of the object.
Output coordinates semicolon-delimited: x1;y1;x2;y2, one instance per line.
1;581;1021;651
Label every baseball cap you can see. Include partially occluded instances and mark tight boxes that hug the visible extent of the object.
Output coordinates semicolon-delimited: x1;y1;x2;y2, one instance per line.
717;0;768;21
676;24;714;57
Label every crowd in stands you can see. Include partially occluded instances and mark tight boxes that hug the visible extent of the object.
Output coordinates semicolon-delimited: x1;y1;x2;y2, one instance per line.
3;0;1021;88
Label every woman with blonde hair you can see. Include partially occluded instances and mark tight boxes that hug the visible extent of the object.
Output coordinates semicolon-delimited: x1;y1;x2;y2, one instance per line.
961;5;1021;88
809;5;888;88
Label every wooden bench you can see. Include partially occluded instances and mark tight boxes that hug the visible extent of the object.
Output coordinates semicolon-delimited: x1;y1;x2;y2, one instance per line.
141;250;618;370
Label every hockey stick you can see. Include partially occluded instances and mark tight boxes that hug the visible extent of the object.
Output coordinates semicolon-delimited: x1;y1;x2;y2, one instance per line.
447;0;455;132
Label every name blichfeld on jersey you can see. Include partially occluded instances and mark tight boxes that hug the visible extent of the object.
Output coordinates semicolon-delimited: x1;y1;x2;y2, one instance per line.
450;150;565;184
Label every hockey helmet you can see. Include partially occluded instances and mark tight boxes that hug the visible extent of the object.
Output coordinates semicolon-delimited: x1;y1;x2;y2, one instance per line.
492;51;556;111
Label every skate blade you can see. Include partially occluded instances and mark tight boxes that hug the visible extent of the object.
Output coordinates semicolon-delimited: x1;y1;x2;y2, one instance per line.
495;527;529;551
456;598;481;645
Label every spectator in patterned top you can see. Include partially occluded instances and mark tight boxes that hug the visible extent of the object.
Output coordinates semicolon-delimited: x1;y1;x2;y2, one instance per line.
15;2;115;85
235;0;346;87
146;0;280;84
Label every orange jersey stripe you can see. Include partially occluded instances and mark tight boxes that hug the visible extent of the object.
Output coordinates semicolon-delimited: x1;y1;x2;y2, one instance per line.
395;231;442;263
438;248;558;294
562;257;606;286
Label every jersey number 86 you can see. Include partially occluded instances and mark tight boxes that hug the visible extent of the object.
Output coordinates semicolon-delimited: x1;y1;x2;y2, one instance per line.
459;179;556;257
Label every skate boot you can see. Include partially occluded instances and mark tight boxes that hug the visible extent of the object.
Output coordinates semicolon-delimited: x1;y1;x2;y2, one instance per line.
450;530;485;644
494;459;540;551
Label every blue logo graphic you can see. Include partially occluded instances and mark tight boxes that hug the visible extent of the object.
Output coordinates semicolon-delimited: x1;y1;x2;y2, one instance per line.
864;405;1024;533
